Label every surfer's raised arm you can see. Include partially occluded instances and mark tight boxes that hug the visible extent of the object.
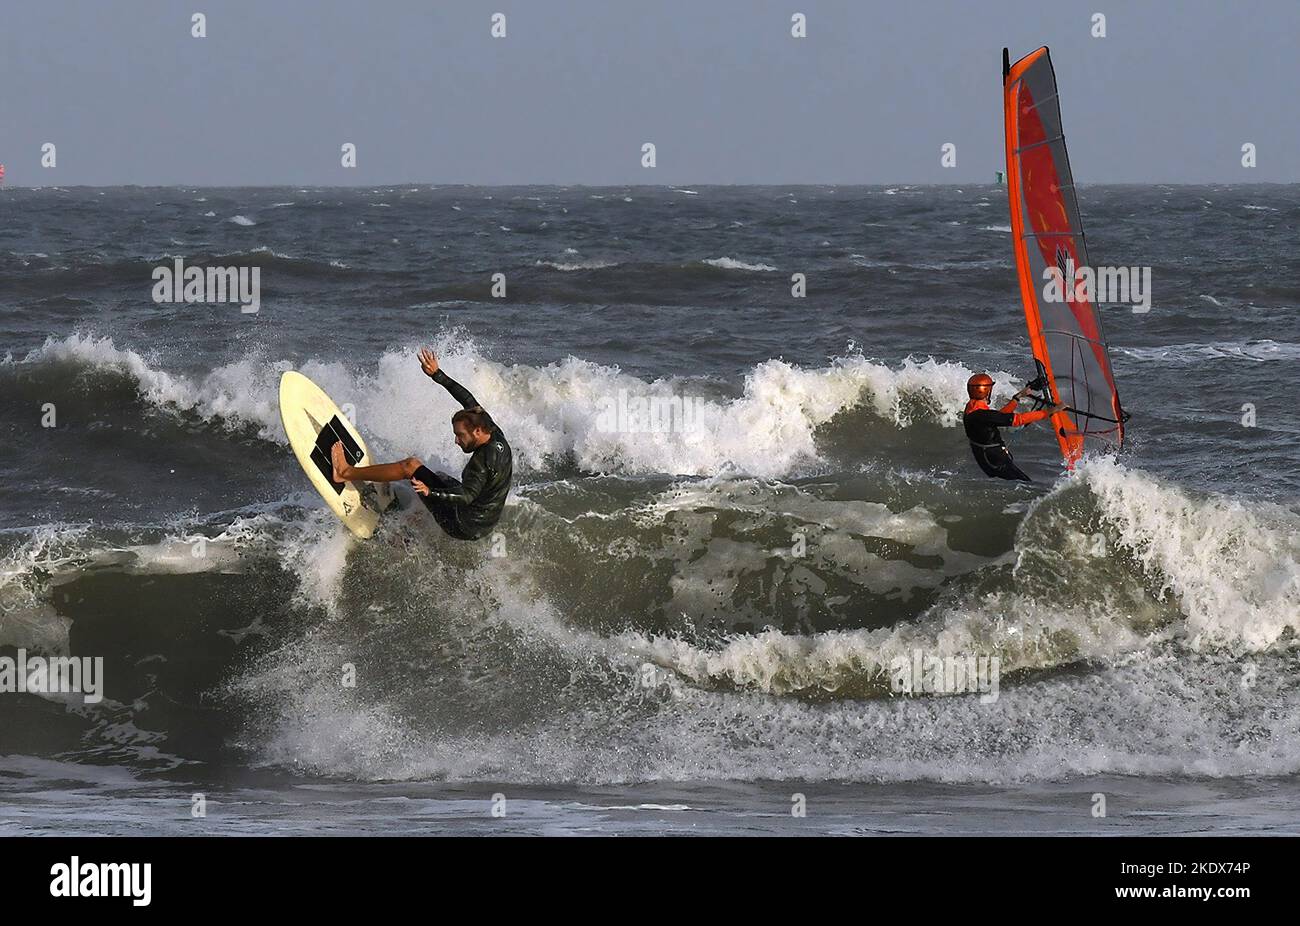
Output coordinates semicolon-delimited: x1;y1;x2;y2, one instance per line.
418;347;481;412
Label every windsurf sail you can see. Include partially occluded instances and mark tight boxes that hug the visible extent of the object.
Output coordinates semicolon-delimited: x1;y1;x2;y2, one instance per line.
1002;46;1127;467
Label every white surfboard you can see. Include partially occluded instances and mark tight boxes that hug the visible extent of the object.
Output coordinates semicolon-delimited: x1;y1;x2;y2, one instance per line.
278;370;393;539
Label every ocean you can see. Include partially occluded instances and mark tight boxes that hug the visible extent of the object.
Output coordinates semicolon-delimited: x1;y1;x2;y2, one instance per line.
1;184;1298;835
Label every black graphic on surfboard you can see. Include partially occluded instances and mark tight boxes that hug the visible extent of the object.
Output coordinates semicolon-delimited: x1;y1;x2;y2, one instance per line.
310;415;363;495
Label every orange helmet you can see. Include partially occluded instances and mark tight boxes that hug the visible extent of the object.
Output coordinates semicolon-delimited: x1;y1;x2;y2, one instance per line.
966;373;994;400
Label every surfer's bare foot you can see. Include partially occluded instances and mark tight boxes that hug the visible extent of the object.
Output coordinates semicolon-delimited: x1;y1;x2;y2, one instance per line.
330;441;351;482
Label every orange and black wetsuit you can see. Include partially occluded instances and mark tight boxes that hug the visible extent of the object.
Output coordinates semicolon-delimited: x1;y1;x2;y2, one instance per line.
962;398;1053;482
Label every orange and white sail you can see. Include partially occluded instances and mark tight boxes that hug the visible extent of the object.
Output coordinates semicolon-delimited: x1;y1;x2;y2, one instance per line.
1003;46;1127;466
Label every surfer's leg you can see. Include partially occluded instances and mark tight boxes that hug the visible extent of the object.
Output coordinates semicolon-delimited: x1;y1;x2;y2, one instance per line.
420;498;474;539
331;442;421;483
411;465;461;493
410;466;475;539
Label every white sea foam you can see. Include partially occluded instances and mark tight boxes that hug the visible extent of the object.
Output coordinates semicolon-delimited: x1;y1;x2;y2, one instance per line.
12;334;993;479
704;257;778;272
7;438;1295;786
612;459;1299;700
535;258;618;271
1117;339;1300;364
1080;458;1300;650
236;478;1300;784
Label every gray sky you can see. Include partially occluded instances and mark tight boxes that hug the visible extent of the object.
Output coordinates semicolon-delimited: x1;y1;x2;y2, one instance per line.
1;0;1296;185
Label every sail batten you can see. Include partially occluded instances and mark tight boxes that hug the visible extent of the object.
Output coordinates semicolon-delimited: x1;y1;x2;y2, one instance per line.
1003;46;1126;467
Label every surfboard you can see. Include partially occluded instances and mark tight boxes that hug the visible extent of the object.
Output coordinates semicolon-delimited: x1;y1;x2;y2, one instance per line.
278;370;393;539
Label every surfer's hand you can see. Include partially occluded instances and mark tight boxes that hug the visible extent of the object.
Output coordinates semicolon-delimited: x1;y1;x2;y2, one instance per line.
418;348;439;377
1014;387;1031;399
411;478;430;496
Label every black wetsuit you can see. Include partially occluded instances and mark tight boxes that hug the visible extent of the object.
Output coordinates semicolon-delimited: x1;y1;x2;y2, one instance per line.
415;369;512;540
962;399;1047;482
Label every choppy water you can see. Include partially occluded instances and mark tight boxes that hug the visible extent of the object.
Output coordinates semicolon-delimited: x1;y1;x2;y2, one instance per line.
1;185;1297;834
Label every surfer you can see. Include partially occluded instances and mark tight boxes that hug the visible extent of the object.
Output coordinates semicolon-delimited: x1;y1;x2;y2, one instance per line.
329;348;512;540
962;373;1064;482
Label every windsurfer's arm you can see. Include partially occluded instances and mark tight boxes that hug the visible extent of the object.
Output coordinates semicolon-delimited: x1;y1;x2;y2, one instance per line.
1010;408;1051;426
1010;402;1067;427
999;386;1036;413
999;387;1064;425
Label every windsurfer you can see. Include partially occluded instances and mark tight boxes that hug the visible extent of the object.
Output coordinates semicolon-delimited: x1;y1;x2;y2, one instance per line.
962;373;1064;481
